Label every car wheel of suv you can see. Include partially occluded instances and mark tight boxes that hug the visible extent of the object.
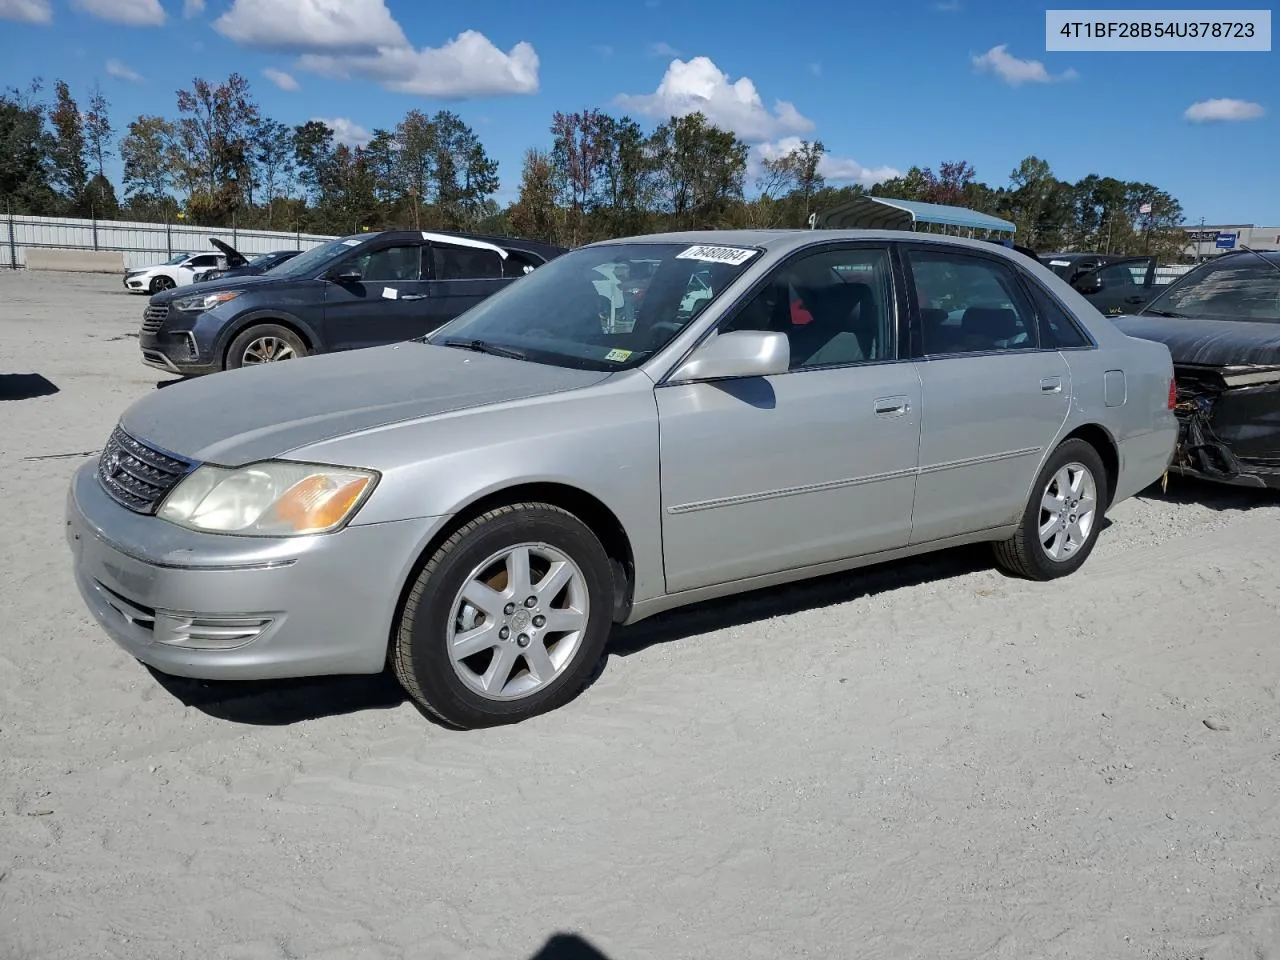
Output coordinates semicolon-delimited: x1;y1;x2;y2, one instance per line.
391;503;615;729
225;324;308;370
150;276;174;293
993;438;1108;581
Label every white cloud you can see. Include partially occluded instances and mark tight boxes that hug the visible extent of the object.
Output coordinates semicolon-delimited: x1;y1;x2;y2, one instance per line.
648;41;680;58
616;56;814;142
263;67;300;91
313;116;371;148
972;44;1077;86
215;1;540;98
105;58;144;82
299;31;539;98
0;0;52;23
755;138;901;188
72;0;165;26
215;0;406;53
1184;98;1265;123
183;0;204;17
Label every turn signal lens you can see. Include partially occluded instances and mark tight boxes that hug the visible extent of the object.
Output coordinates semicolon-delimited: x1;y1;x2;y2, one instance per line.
269;475;373;533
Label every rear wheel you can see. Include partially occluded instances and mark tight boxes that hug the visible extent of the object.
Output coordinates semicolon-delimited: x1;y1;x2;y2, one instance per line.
994;438;1107;580
225;324;308;371
150;275;174;293
391;503;615;729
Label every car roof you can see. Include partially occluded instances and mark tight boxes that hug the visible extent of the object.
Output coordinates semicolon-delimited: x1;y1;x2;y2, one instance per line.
340;230;567;260
586;228;1054;265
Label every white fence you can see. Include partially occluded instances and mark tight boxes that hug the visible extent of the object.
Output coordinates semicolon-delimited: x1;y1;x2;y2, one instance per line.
1;212;336;271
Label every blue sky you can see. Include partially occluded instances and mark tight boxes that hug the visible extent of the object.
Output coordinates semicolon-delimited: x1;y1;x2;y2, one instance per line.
1;0;1275;223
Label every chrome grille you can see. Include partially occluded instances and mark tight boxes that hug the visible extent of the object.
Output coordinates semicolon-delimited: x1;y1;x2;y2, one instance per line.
97;427;192;514
141;304;169;334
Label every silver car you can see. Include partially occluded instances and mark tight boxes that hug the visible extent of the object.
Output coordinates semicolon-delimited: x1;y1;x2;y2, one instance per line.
67;230;1178;728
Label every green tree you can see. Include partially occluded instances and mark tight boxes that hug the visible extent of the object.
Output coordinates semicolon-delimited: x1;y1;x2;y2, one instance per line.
508;148;560;244
49;80;89;214
0;80;59;214
646;112;747;230
119;115;178;207
174;73;260;222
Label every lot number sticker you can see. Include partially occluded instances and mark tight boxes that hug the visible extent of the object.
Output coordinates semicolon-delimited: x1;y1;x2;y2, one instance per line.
381;287;398;300
675;245;758;266
604;348;633;362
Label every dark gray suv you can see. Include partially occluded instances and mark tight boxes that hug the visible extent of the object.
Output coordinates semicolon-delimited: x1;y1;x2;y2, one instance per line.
138;230;566;376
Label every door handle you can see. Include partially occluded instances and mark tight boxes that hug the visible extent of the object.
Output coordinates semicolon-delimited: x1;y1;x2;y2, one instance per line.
400;294;427;301
1040;377;1062;393
874;396;910;417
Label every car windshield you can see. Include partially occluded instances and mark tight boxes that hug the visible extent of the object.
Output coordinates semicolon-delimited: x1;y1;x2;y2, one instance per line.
425;241;761;370
1142;256;1280;322
263;238;360;278
161;253;191;266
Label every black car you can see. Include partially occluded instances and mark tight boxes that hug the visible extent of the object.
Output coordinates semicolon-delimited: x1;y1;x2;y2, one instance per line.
1113;249;1280;489
1060;255;1158;317
998;247;1160;316
193;241;302;283
139;230;567;376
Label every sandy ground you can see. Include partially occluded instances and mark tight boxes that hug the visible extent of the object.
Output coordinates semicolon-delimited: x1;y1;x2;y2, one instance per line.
2;270;1279;960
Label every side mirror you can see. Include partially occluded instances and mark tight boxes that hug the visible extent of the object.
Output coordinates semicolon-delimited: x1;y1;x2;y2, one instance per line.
1073;274;1103;295
669;330;790;382
330;267;363;283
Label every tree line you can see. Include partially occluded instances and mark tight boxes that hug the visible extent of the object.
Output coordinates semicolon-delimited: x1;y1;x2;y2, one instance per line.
1;75;1188;261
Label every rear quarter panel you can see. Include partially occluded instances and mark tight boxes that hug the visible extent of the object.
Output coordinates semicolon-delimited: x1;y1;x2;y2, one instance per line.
1044;276;1177;505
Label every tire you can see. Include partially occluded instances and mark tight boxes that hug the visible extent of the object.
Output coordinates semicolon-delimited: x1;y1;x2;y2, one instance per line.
993;438;1108;581
391;503;615;729
150;275;175;293
224;323;308;371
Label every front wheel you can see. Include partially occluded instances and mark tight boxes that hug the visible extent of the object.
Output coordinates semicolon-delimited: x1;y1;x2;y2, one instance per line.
150;275;175;293
391;503;615;729
225;324;308;370
993;438;1108;580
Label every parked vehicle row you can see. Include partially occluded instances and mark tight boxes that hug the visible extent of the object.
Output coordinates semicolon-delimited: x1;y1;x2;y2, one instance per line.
137;230;566;375
1114;248;1280;490
71;229;1179;728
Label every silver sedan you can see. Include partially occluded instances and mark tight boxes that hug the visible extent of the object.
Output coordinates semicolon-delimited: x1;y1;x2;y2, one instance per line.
67;230;1178;727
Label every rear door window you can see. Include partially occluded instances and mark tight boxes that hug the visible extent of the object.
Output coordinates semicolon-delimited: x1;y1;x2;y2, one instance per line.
907;249;1039;355
433;244;503;280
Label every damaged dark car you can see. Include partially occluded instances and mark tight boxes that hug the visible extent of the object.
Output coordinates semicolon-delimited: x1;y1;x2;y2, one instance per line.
1114;250;1280;490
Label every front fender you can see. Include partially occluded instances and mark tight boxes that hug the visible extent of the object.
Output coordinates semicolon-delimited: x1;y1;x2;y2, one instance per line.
289;372;667;604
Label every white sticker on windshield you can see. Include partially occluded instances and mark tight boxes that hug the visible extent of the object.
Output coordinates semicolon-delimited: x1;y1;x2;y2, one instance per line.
1049;259;1071;267
381;287;398;300
342;238;363;247
676;244;758;266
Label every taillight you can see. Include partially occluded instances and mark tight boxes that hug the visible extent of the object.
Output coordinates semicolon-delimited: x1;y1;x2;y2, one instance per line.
1168;377;1177;409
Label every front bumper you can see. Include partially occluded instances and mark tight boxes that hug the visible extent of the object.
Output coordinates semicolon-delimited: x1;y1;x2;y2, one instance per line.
139;326;218;376
124;274;149;293
66;457;435;680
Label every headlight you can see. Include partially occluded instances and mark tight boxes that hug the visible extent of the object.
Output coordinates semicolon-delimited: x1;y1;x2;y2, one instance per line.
173;290;242;312
157;461;378;536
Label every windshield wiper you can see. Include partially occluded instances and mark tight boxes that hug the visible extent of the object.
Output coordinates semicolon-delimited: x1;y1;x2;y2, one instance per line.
436;337;527;361
1142;308;1187;318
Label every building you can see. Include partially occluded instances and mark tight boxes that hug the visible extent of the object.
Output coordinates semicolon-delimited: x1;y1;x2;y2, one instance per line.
1182;224;1280;261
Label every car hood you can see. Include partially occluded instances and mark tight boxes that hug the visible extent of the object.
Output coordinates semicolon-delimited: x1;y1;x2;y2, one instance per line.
209;237;248;268
119;343;612;466
150;273;280;303
1112;314;1280;367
